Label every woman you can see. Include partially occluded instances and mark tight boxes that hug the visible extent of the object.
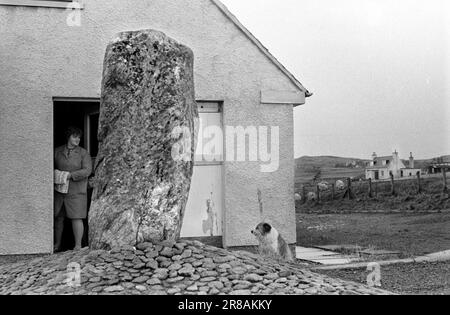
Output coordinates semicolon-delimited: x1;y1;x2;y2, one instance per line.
54;126;92;252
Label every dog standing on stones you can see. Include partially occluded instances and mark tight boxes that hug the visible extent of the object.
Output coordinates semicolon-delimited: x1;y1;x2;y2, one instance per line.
251;223;294;262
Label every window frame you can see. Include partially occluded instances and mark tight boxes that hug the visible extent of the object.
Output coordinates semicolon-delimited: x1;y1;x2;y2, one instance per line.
195;101;224;167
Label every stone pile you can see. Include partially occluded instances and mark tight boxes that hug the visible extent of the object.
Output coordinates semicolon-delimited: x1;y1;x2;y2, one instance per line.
0;241;392;295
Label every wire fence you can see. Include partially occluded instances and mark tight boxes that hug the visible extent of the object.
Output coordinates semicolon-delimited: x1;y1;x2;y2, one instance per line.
297;170;449;204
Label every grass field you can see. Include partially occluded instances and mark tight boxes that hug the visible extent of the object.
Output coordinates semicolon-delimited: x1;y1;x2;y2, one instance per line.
297;212;450;294
296;212;450;257
316;261;450;295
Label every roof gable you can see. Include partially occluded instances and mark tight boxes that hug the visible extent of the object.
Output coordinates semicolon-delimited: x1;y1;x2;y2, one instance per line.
210;0;311;97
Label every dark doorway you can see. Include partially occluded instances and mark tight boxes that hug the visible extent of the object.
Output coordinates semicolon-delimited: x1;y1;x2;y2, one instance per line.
375;171;379;180
53;99;100;251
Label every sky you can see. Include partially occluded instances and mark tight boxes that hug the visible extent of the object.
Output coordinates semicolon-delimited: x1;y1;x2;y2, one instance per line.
220;0;450;160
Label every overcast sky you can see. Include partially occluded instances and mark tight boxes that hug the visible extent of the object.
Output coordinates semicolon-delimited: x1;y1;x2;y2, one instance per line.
221;0;450;160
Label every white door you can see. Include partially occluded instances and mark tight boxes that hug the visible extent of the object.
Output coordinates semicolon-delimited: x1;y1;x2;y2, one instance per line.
181;103;223;238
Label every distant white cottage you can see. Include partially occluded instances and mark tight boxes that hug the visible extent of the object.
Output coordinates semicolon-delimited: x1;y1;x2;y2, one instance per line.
365;151;421;181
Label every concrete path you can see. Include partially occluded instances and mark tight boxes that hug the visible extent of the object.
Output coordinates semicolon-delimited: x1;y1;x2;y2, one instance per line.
311;250;450;271
296;246;359;265
415;250;450;263
314;245;361;252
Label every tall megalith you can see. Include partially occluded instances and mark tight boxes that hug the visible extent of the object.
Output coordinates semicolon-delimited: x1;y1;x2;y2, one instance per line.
89;30;198;250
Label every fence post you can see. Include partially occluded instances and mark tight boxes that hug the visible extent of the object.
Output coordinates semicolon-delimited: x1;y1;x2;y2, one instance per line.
302;186;307;204
375;181;378;197
390;172;396;196
368;178;373;198
344;178;354;200
331;184;335;201
316;185;321;204
443;168;449;197
417;171;422;194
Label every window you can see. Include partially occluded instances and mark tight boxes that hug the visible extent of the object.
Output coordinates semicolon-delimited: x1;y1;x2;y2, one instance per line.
194;102;224;165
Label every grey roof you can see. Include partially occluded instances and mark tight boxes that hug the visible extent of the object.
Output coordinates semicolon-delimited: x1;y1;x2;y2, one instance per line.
366;166;390;170
374;156;393;162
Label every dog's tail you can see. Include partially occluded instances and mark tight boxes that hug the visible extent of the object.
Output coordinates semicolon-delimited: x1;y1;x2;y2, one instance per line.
278;234;294;262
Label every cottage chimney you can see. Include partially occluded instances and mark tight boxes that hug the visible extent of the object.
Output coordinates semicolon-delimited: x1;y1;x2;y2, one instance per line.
409;152;414;169
371;152;377;166
393;150;399;164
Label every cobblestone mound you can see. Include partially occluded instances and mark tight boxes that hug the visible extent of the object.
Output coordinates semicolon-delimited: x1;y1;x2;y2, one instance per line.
0;241;392;295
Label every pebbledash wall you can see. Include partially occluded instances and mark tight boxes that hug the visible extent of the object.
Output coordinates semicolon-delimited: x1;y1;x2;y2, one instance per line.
0;0;310;255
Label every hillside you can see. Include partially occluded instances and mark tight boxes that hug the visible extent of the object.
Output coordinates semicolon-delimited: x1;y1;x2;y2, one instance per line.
295;156;369;186
413;155;450;169
295;156;369;169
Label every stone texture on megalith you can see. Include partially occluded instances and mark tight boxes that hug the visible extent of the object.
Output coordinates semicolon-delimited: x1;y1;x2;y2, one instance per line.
89;29;198;250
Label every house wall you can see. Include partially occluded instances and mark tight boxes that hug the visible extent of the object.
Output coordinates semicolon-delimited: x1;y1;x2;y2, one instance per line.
0;0;302;254
366;169;389;181
401;169;421;177
379;170;388;179
389;158;408;178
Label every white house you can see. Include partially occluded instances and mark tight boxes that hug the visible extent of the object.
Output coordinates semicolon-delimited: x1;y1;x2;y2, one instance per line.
365;151;421;181
0;0;311;255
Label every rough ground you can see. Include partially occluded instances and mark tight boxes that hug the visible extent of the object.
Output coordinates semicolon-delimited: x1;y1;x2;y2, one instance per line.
316;261;450;295
298;195;450;214
0;241;391;295
297;212;450;258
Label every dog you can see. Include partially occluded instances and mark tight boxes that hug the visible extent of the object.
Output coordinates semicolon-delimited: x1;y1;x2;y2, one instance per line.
251;222;293;262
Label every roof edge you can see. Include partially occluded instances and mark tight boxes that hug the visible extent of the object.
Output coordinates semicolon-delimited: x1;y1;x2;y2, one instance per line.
210;0;312;97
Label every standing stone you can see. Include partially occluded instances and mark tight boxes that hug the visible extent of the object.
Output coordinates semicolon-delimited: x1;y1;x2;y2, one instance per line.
89;29;198;250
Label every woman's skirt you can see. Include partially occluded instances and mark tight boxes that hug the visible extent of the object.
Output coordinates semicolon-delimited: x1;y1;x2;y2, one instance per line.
54;191;87;219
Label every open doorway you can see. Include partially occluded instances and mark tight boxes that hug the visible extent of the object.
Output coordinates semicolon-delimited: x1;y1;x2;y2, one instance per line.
53;98;99;251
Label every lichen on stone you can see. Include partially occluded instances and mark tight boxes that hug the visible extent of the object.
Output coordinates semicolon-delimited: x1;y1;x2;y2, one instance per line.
89;29;198;250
